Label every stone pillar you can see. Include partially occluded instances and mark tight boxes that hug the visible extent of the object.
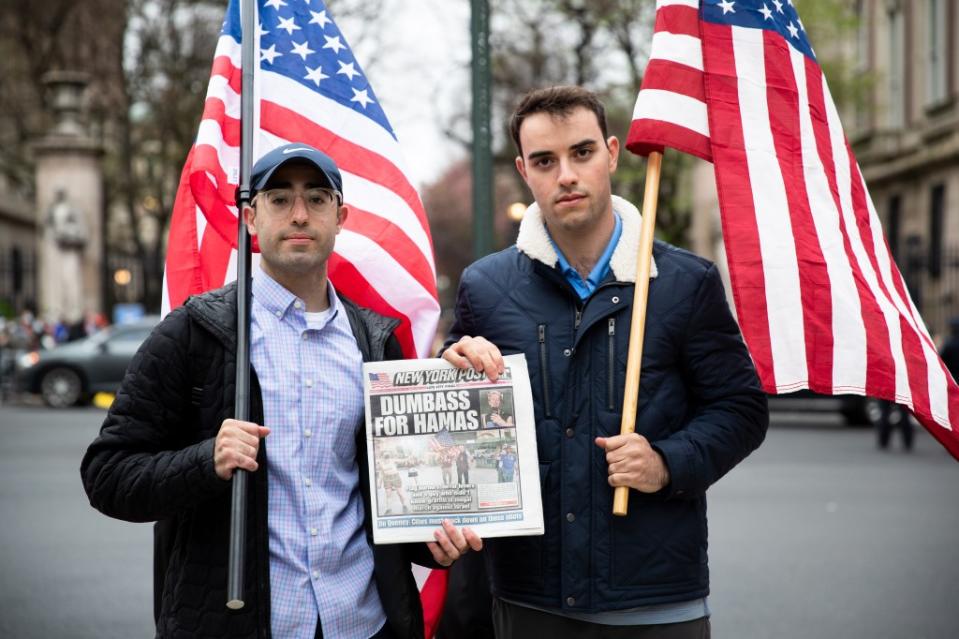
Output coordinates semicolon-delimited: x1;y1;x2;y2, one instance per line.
33;71;104;322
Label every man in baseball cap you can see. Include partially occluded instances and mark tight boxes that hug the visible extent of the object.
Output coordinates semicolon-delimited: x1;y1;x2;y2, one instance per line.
82;141;480;639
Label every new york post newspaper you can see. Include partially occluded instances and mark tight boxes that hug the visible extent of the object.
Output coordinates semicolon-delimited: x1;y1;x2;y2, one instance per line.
363;355;544;544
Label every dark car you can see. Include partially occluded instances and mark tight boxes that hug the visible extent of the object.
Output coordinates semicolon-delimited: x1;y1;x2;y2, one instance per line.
14;317;159;407
767;389;882;427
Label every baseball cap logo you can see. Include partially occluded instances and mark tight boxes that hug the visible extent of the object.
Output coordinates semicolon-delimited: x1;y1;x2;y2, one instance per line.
282;147;313;154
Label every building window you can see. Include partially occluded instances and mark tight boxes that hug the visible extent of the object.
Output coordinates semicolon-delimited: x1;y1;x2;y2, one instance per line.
930;183;945;279
927;0;947;105
887;195;901;262
887;3;904;128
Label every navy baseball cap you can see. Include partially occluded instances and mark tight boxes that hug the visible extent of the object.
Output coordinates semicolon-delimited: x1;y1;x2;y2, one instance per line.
249;143;343;196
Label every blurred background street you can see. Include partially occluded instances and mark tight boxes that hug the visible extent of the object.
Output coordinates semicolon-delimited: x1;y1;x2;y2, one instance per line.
1;402;956;639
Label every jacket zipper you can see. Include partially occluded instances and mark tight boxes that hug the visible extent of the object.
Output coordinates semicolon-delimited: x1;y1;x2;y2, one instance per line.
608;318;616;410
538;324;552;417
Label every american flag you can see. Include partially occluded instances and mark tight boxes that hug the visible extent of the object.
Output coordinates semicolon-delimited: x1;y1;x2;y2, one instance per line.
162;0;447;632
428;428;456;451
627;0;959;459
368;372;393;390
162;0;439;360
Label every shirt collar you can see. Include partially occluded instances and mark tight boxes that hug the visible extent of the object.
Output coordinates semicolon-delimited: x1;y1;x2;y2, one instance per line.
548;211;623;301
252;267;339;321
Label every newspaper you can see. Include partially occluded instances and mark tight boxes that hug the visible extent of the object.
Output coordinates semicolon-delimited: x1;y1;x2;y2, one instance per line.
363;354;544;544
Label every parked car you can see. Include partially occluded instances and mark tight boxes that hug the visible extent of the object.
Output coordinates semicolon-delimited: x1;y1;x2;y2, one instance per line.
14;317;159;408
767;389;882;427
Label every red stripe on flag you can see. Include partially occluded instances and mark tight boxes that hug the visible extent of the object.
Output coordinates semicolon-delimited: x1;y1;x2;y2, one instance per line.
655;3;700;37
419;569;449;639
898;314;933;434
166;150;204;309
210;54;242;94
328;254;417;358
201;98;240;148
261;101;433;245
804;62;895;397
702;21;777;390
344;205;438;299
641;60;707;102
844;144;897;399
626;119;711;161
199;223;235;293
762;32;834;391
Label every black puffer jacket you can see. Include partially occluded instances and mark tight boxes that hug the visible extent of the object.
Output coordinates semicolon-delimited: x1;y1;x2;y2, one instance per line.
81;282;432;638
445;196;768;613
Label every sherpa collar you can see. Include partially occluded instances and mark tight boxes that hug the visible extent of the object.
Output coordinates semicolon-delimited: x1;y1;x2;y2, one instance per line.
515;194;658;283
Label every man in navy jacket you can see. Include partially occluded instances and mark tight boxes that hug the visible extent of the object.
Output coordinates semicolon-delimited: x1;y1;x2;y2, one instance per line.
443;86;768;639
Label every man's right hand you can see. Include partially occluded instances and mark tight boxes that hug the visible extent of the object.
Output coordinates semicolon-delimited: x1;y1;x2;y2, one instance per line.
214;419;270;480
442;336;505;382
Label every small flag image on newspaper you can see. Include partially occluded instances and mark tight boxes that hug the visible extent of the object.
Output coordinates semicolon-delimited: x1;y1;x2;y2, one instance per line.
368;372;393;390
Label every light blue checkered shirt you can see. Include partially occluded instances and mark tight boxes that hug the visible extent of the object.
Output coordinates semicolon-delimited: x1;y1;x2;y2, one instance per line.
251;269;385;639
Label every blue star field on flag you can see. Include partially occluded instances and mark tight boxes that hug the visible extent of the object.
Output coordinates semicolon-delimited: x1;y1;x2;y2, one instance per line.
702;0;816;61
222;0;395;137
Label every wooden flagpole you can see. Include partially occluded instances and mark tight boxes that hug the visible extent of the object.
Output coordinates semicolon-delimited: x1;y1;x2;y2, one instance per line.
612;150;663;517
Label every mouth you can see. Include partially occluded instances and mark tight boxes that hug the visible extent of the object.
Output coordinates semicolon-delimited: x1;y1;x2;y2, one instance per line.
555;193;586;206
283;233;314;243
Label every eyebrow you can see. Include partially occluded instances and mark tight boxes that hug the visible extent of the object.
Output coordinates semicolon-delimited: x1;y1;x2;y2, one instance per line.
526;138;598;162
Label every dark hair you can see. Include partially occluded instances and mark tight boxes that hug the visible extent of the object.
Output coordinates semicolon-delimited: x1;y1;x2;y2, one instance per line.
509;86;609;156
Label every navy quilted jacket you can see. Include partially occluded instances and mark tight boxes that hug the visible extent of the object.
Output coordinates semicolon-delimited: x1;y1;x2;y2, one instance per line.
81;282;431;638
444;196;768;613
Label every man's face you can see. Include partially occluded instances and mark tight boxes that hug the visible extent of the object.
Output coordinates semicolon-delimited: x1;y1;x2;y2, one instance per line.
515;106;619;235
245;162;346;278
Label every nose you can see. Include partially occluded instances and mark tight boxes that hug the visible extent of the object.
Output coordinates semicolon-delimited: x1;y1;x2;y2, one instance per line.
289;193;310;224
557;158;578;187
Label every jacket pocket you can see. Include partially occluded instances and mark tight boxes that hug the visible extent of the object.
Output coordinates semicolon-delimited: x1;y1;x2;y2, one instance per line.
537;324;552;417
608;318;616;411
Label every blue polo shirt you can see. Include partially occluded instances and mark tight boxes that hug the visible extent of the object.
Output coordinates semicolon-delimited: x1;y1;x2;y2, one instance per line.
548;212;622;300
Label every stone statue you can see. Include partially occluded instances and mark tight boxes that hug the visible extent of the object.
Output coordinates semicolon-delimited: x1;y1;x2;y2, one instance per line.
47;188;88;251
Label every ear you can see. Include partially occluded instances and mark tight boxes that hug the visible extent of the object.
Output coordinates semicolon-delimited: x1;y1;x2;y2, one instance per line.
514;155;528;183
336;203;349;233
244;204;258;236
607;136;620;174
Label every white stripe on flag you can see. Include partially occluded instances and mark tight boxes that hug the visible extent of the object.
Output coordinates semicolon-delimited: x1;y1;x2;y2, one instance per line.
336;231;439;356
206;76;241;118
213;32;241;67
788;46;869;394
650;31;704;71
257;130;435;269
260;72;412;175
632;89;710;137
732;26;808;388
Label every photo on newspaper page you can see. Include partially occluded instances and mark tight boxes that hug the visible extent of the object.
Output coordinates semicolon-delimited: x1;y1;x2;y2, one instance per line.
363;354;544;544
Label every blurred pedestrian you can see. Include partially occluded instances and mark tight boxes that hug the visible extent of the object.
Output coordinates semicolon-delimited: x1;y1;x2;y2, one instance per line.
876;399;913;452
940;316;959;383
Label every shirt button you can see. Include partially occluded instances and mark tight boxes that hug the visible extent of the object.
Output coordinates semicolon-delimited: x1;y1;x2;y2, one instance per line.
566;596;576;606
563;348;572;357
304;478;312;487
311;527;318;536
301;333;308;341
566;512;575;523
304;429;312;438
312;571;319;580
612;296;620;303
305;379;313;388
565;428;574;438
274;310;282;318
294;300;303;310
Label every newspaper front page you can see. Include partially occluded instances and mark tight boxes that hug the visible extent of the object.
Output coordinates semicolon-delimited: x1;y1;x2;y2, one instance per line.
363;354;543;544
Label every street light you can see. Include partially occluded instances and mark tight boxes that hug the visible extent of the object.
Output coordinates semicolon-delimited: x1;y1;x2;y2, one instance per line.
507;202;527;223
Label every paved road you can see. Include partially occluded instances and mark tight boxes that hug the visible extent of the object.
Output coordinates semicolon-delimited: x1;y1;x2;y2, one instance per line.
0;404;956;638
